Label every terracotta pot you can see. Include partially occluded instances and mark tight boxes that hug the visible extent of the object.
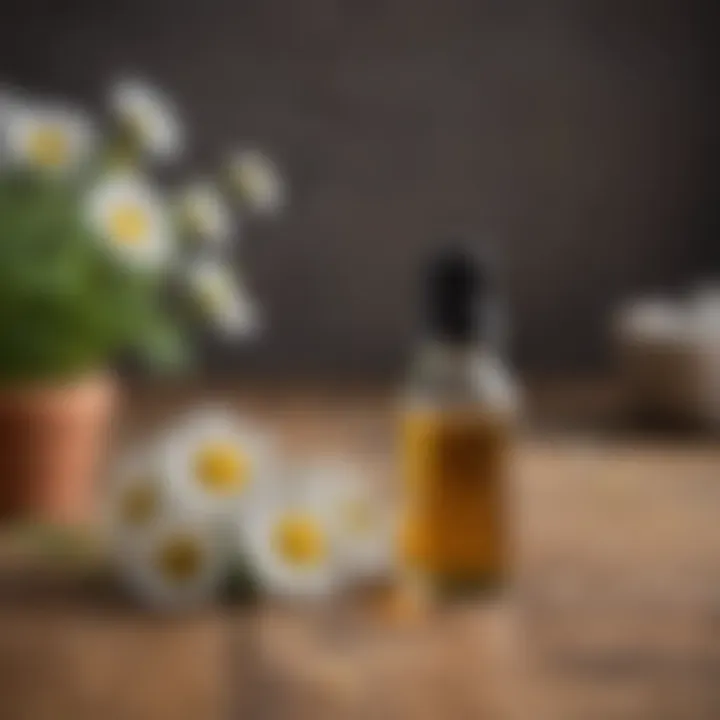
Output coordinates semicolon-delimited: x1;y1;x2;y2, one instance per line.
0;373;117;524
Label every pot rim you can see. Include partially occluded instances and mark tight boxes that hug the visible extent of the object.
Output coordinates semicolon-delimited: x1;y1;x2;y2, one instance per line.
0;370;117;408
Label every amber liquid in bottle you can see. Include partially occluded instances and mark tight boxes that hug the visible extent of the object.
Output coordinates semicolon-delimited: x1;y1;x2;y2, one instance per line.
401;402;512;594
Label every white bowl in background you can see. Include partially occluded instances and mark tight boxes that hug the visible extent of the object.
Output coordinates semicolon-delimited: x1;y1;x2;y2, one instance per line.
614;290;719;431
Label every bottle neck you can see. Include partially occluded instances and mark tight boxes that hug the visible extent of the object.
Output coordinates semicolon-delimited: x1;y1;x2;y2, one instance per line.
421;338;492;366
413;339;492;393
424;296;507;357
408;338;515;412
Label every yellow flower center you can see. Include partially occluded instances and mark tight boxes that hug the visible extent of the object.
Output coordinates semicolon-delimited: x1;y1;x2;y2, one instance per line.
155;534;205;585
273;513;328;568
193;442;248;495
120;481;160;526
108;204;150;246
26;125;71;169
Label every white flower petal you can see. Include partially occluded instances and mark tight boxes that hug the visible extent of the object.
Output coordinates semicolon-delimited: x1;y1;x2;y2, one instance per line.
188;259;261;338
111;78;183;162
230;149;285;215
178;180;234;245
298;457;397;582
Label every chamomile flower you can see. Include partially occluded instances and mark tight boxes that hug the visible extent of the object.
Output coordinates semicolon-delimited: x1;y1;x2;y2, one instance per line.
188;259;261;337
178;180;234;246
118;515;223;611
106;450;168;538
85;172;173;270
159;409;273;520
303;459;396;582
110;78;183;162
240;484;340;600
4;101;96;174
229;149;285;215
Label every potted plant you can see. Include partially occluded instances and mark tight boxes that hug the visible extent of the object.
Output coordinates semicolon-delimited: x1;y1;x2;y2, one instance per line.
0;79;284;523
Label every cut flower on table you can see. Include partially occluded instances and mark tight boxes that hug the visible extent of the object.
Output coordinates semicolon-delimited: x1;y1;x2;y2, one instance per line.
106;407;395;610
236;480;341;601
158;407;276;520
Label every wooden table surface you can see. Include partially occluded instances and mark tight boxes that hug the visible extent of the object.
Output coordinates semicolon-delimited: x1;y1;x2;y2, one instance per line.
1;385;719;720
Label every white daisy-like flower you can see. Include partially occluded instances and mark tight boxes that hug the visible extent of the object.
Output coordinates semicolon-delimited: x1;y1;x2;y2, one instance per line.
188;259;261;337
229;149;285;215
302;458;396;582
118;514;223;611
106;450;168;539
240;482;340;600
110;78;183;162
178;180;234;245
159;408;274;520
4;101;96;174
85;172;173;270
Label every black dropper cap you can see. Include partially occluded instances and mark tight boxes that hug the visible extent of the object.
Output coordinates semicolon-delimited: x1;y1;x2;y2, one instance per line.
424;246;494;345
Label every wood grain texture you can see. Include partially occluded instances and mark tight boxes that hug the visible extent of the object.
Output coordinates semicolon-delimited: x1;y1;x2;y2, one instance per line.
1;390;719;719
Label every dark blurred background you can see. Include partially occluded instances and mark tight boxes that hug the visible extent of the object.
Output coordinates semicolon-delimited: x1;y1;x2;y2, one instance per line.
2;0;718;379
